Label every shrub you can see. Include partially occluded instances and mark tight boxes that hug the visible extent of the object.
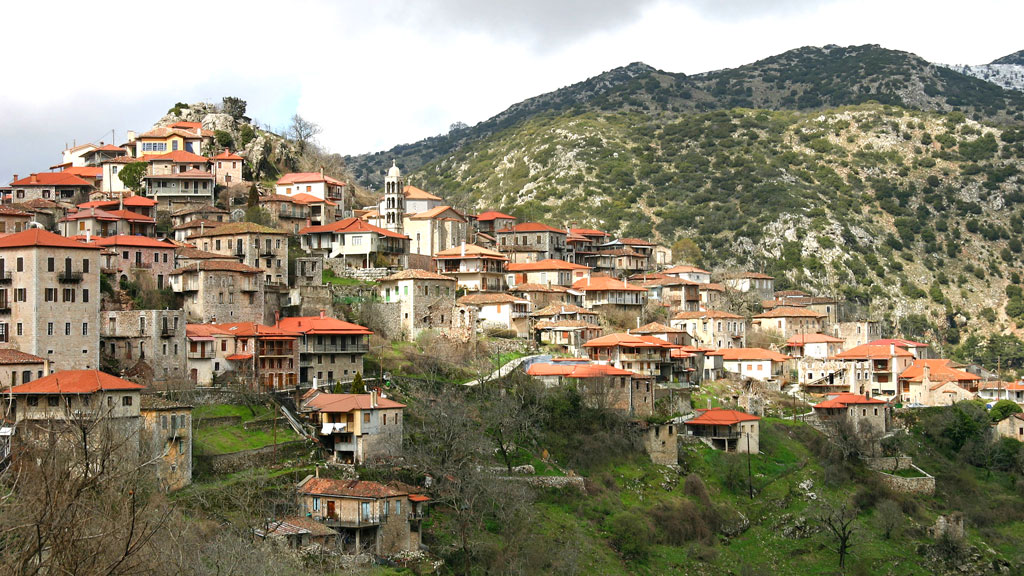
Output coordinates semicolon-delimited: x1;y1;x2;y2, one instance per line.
607;511;653;560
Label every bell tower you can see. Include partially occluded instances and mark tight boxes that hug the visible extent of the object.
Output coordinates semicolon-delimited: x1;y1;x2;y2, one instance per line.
382;160;404;235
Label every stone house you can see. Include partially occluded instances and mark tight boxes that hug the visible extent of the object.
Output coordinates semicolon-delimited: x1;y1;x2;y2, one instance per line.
752;306;827;340
77;196;159;219
0;348;49;388
534;319;603;357
833;343;915;400
299;217;409;269
582;247;648;277
184;323;232;386
0;229;101;372
169;260;265;324
433;243;508;292
255;517;339;549
263;194;311;234
724;272;775;299
683;408;760;453
784;332;845;360
93;235;176;289
639;276;700;312
377;269;457;341
994;412;1024;443
170;204;228;228
139;396;192;491
527;361;653;417
2;370;144;462
275;312;373;387
134;123;212;156
300;389;405;465
217;322;299;392
457;293;531;337
403;205;469;257
0;205;34;234
510;283;584;309
832;320;883;349
670;310;746;349
100;310;187;389
566;228;610;263
898;359;981;405
571;275;646;311
812;392;889;436
474;210;517;236
296;476;419;555
211;149;243;186
506;258;590;288
59;207;156;237
190;221;290;287
495;222;570;264
631;322;692;347
9;172;92;204
583;332;682;383
697;282;726;309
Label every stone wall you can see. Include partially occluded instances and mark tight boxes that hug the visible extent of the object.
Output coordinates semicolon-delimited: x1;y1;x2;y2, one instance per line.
322;258;395;282
863;456;914;471
643;423;678;466
196;440;308;475
376;506;413;555
873;465;935;495
499;475;586;491
360;417;404;463
100;309;187;389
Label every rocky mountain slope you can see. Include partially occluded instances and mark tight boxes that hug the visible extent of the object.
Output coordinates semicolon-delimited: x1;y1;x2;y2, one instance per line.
944;50;1024;93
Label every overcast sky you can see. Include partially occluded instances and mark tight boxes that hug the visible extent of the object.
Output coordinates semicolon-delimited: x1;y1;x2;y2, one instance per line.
2;0;1022;181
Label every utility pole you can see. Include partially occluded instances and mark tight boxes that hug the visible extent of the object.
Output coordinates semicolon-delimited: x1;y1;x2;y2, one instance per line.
746;431;753;500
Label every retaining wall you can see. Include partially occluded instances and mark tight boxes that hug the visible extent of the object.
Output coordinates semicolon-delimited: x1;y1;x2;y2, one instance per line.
196;440;309;475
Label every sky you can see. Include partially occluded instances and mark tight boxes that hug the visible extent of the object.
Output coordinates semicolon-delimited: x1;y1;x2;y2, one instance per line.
1;0;1022;181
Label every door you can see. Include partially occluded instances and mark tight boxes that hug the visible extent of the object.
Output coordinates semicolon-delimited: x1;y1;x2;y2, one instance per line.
327;500;335;519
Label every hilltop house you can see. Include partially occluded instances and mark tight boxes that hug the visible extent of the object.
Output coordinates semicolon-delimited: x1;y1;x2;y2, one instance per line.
832;343;915;400
134;122;212;156
752;306;827;339
299;218;409;269
377;269;457;340
663;265;711;284
670;310;746;349
433;243;508;292
718;348;791;383
169;260;265;324
571;275;646;311
276;172;347;205
584;332;683;382
784;333;845;360
898;359;981;406
527;361;651;416
506;258;590;288
211;149;243;186
496;223;570;263
812;392;890;435
9;173;93;204
474;210;517;236
275;312;373;386
457;293;531;337
724;272;774;299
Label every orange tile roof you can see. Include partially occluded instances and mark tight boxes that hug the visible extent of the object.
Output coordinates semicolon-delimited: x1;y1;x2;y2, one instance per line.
277;172;346;186
299;477;407;498
0;348;46;365
105;209;155;222
527;362;635;378
531;303;592;316
0;205;32;217
633;322;687;334
408;205;466;221
380;269;456;282
867;338;929;348
289;193;336;206
899;359;981;383
62;166;102;178
216;322;297;338
584;333;679;349
175;245;232;260
92;235;174;249
138;126;213;139
226;353;253;361
699;283;725;292
672;309;742;320
717;347;791;362
507;258;590;272
299;217;408;240
534;319;602;330
4;370;143;394
786;333;845;346
275;315;372;336
457;293;524;306
304;392;405;413
173;218;221;231
141;150;210;164
571;276;645;292
814;392;886;409
617;237;656;246
403;185;441;201
476;210;516;221
569;228;609;237
211;149;243;160
170;260;260;274
834;344;913;360
11;173;92;187
685;407;760;426
0;228;100;250
186;323;231;339
433;243;506;260
754;306;826;319
511;283;570;292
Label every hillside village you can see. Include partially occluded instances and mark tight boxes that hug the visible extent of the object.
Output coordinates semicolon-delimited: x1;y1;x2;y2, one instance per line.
3;91;1024;574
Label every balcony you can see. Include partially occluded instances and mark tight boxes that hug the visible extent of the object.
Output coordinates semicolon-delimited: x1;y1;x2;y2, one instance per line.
689;428;741;440
234;248;245;257
259;247;275;257
318;516;381;529
187;350;213;360
240;284;258;292
306;342;370;354
0;272;11;284
160;325;175;338
0;301;9;314
58;271;83;283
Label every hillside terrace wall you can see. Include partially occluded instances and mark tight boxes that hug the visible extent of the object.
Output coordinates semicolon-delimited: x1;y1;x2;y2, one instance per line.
196;440;308;475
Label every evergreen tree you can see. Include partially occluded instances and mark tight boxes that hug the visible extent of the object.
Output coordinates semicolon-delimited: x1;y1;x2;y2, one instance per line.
350;372;365;394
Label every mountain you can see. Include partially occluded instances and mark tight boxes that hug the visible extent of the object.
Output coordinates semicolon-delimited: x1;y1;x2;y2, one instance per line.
991;49;1024;66
347;45;1024;186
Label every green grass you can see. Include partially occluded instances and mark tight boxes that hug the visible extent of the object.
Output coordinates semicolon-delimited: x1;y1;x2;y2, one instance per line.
322;269;374;286
193;404;273;422
193;404;301;455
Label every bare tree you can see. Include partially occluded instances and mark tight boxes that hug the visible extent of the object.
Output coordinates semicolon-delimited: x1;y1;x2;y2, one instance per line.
481;374;542;473
815;498;859;570
289;114;322;154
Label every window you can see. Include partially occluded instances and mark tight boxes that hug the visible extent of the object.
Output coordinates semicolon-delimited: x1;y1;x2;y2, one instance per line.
62;288;75;302
48;396;59;407
27;397;37;407
83;259;89;273
47;322;53;336
363;413;370;423
14;289;24;302
16;323;22;336
162;415;168;429
82;323;88;336
122;396;133;407
65;323;71;336
312;497;320;512
83;289;89;303
45;288;56;302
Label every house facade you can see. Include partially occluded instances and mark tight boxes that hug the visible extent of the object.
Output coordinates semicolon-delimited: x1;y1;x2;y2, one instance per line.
433;243;508;292
378;269;458;340
191;222;290;287
169;260;265;324
300;389;405;465
275;312;373;387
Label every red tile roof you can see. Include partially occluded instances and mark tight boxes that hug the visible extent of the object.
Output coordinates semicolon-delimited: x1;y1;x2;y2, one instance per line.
571;276;645;292
186;324;231;339
304;391;405;413
170;260;261;274
867;338;929;349
408;205;466;221
11;173;91;187
457;293;525;306
569;228;609;237
277;172;346;186
275;315;372;336
211;149;243;160
4;370;143;394
814;393;886;409
664;265;710;275
899;359;981;383
834;344;913;360
584;333;679;349
289;193;335;206
403;185;441;201
672;309;743;320
0;228;100;250
476;210;516;221
433;243;506;259
527;362;635;378
0;348;46;365
507;259;590;272
226;353;253;361
62;166;102;178
142;150;210;164
786;333;845;346
299;217;408;240
685;407;761;426
496;222;567;234
380;269;456;282
92;235;174;249
189;221;287;237
633;322;687;334
217;322;297;338
299;477;407;499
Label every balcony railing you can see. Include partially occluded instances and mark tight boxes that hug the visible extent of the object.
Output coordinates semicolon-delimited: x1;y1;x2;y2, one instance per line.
0;272;11;284
305;342;370;354
689;429;741;440
0;301;10;314
240;284;258;292
187;350;213;360
58;271;83;283
317;515;381;528
259;247;275;257
161;326;175;338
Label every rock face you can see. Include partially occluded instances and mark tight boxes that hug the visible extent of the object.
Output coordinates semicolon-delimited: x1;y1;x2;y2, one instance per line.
153;102;298;183
944;63;1024;92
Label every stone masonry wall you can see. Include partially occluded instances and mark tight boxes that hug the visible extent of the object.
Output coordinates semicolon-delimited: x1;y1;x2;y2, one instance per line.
197;440;308;475
863;456;915;471
643;423;679;466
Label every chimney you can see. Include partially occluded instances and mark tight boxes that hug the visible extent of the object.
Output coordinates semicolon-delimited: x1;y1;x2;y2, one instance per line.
11;174;17;184
30;174;37;184
890;343;895;356
85;230;91;243
460;242;466;257
923;362;930;382
315;466;319;478
127;130;136;142
274;310;280;325
319;166;324;177
319;309;326;319
370;389;378;408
